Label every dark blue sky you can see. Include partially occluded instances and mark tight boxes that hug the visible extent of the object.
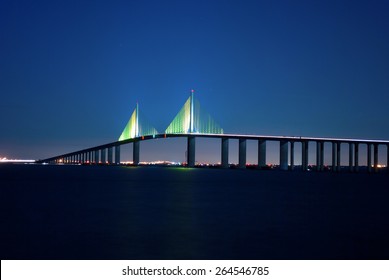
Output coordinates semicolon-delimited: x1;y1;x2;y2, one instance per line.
1;0;389;163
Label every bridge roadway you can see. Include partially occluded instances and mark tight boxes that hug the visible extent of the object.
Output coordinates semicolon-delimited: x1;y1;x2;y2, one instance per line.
39;133;389;173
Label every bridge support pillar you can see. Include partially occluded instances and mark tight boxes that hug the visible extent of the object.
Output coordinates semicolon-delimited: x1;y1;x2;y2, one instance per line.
108;147;113;164
239;139;246;169
258;140;266;169
302;141;308;171
133;141;140;165
94;150;99;164
349;143;354;172
101;149;106;164
187;136;195;167
367;143;372;173
354;143;359;172
316;142;321;171
280;140;288;171
336;143;341;172
221;138;229;168
374;144;379;173
387;144;389;173
320;142;324;171
115;145;120;165
290;141;294;170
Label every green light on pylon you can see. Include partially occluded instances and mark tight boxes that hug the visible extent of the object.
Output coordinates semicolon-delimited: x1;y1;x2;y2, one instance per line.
119;103;158;141
165;90;223;134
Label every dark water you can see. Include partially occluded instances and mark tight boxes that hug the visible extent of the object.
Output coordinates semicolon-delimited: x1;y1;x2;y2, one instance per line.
1;164;388;260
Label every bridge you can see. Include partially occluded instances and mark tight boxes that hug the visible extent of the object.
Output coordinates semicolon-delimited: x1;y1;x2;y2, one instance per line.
40;91;389;173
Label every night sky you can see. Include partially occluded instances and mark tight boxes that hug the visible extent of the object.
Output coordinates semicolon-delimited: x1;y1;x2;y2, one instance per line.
1;0;389;164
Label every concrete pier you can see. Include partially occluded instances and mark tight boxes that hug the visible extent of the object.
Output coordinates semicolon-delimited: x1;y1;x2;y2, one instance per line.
133;141;140;165
238;138;246;169
320;142;324;171
101;149;106;164
354;143;359;172
290;141;294;170
221;138;229;168
302;141;309;171
367;143;372;173
316;142;321;171
115;145;120;164
336;142;341;172
258;140;266;168
94;150;99;164
187;136;195;167
349;143;354;172
301;141;306;171
374;144;379;173
108;147;113;164
279;140;288;171
387;144;389;173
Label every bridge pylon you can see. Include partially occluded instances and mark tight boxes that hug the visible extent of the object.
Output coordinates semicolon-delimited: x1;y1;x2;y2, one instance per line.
165;90;223;134
118;103;158;141
165;90;223;167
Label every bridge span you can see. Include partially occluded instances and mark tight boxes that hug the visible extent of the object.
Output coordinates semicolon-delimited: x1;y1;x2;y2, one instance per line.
38;91;389;173
39;132;389;173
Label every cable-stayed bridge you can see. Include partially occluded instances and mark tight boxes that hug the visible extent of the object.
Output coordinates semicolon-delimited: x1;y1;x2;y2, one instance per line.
39;91;389;173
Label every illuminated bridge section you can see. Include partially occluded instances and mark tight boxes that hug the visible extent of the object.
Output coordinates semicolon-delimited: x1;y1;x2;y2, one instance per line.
165;90;223;134
118;103;158;141
38;90;389;173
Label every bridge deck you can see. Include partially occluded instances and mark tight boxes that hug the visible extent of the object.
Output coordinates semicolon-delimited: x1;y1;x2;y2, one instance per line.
39;133;389;163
